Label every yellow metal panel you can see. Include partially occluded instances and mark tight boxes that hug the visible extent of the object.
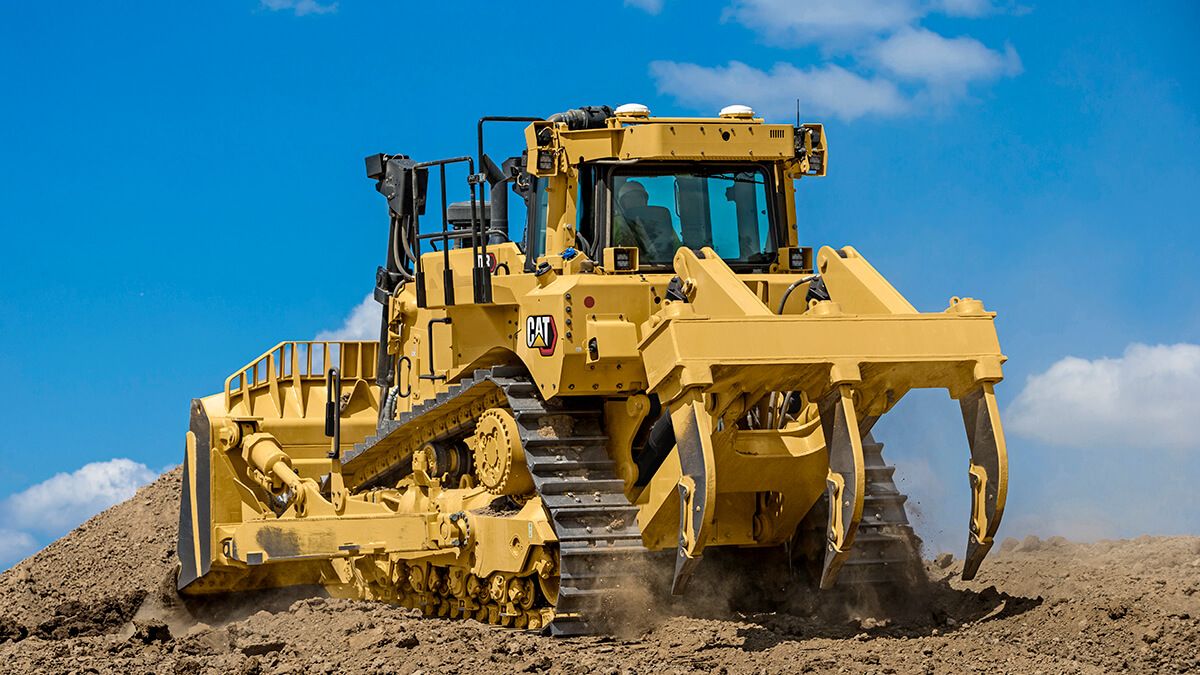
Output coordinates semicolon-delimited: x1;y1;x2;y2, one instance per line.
558;122;795;162
817;245;918;315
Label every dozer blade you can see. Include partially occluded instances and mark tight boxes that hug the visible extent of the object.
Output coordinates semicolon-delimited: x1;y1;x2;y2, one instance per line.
817;384;867;590
668;392;717;595
177;399;212;591
959;383;1008;580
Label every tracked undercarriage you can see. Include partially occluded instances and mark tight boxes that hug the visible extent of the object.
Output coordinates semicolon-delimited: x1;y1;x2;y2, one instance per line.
336;367;649;635
177;104;1009;635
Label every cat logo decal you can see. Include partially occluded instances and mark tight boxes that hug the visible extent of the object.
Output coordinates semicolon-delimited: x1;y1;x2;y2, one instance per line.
526;315;557;357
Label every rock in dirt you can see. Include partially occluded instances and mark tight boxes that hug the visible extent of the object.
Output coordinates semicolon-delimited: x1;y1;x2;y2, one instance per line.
130;619;172;644
0;617;27;644
239;639;287;656
520;654;552;672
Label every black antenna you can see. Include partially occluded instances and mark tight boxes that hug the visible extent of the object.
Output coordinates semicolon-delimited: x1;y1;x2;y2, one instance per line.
795;98;800;126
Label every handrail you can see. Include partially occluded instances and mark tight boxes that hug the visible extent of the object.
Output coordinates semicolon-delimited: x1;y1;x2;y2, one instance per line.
411;155;495;306
224;341;379;417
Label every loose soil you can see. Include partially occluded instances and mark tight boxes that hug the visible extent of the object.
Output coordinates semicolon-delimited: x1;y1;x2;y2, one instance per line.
1;468;1196;674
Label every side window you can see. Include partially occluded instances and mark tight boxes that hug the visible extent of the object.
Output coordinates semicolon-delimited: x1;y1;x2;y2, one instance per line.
576;165;596;255
525;178;549;266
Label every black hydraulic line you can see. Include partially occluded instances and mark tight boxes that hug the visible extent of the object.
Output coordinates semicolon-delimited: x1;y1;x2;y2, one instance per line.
777;274;820;314
389;214;415;281
398;215;420;267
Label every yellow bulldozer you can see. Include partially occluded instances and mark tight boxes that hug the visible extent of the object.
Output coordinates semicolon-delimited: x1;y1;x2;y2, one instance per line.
176;103;1009;635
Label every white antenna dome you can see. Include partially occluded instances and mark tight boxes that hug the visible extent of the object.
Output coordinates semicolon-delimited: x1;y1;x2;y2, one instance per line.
719;104;755;119
615;103;651;117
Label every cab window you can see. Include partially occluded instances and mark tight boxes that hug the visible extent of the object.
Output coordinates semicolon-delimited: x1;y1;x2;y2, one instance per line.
609;165;775;266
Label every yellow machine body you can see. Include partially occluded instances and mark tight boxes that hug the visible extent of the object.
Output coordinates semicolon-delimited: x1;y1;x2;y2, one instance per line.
177;106;1009;635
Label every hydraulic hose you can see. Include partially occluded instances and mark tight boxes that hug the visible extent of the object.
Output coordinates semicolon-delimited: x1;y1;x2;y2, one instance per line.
777;274;820;314
389;213;415;282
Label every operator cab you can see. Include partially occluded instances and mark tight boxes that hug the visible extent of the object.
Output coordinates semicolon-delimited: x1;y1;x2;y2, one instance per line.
526;161;781;272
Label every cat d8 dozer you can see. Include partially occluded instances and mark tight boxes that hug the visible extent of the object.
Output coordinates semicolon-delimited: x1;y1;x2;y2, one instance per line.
176;103;1009;635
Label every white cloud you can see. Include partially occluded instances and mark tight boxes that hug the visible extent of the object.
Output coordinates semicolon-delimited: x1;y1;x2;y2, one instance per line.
724;0;921;47
723;0;1007;42
624;0;664;14
315;295;380;341
932;0;998;17
0;528;38;568
260;0;337;17
1;459;158;534
653;0;1022;121
0;458;160;571
871;27;1021;93
650;60;908;122
1007;343;1200;451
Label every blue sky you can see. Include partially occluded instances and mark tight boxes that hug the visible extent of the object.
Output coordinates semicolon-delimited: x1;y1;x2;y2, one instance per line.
1;1;1197;567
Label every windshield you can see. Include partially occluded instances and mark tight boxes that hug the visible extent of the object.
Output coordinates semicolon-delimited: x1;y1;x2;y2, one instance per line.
609;166;775;266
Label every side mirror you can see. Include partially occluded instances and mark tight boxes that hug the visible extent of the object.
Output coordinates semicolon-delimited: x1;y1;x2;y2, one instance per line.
365;153;430;218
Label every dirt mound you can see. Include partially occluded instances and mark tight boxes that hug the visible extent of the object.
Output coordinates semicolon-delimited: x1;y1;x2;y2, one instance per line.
2;469;1197;674
0;467;181;630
